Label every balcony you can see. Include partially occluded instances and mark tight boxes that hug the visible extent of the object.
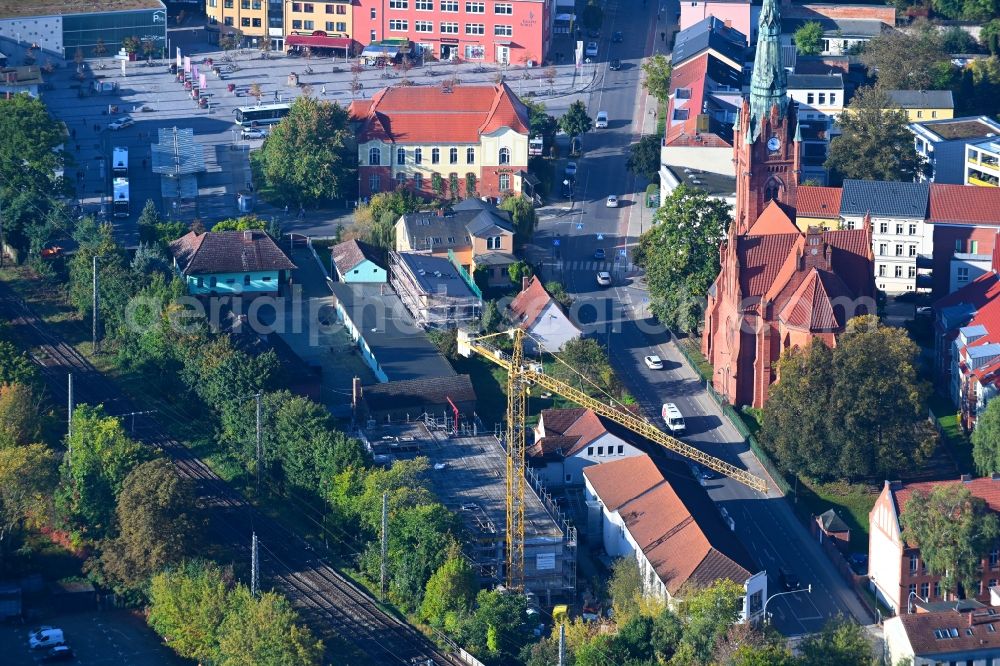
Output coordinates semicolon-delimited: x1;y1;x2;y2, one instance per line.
969;174;1000;187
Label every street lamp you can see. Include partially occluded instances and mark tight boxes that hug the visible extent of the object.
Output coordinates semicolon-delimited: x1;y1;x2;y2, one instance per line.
762;584;812;625
907;590;927;614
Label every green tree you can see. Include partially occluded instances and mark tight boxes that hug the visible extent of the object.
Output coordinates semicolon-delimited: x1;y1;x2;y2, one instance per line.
982;20;1000;56
651;607;683;662
0;383;42;449
499;195;537;243
481;300;504;333
932;0;997;20
121;36;140;55
798;616;876;665
826;86;927;183
251;96;356;205
973;397;1000;475
558;100;593;138
524;100;558;140
626;135;662;182
550;338;619;398
508;260;533;285
420;546;478;626
641;53;672;104
940;26;978;54
0;341;39;388
859;26;950;90
137;199;161;228
217;587;323;666
794;21;824;55
581;1;603;31
544;281;572;309
0;443;57;566
634;184;730;334
607;556;642;622
463;589;531;661
56;405;150;539
95;459;197;592
677;579;745;663
902;484;1000;597
211;215;267;231
148;560;231;664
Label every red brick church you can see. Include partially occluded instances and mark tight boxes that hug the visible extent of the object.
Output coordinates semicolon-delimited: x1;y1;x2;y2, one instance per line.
700;0;876;408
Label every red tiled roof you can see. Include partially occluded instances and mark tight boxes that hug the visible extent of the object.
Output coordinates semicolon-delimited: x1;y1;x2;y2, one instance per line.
169;230;296;275
893;477;1000;521
796;186;842;218
664;53;734;149
509;276;555;329
929;184;1000;225
748;200;799;235
534;408;610;458
527;435;580;460
538;408;588;437
898;608;1000;656
823;228;876;299
934;270;1000;312
778;268;852;331
737;233;801;298
584;456;752;595
351;83;529;144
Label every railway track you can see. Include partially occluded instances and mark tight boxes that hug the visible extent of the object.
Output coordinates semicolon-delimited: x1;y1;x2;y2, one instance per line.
1;294;464;666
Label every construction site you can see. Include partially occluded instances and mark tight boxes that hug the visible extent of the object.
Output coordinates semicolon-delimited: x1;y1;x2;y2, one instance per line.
388;251;482;328
358;420;577;603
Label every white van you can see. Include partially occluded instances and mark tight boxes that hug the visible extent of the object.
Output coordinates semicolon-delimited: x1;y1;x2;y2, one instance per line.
29;628;64;649
661;403;686;435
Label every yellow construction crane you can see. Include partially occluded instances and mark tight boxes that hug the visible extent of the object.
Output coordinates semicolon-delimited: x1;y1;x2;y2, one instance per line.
458;328;767;591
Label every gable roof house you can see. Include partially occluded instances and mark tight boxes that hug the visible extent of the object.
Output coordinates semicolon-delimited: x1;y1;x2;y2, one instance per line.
885;606;1000;666
331;239;387;284
508;277;582;354
169;230;296;295
584;454;766;621
928;184;1000;296
395;197;517;287
528;407;644;487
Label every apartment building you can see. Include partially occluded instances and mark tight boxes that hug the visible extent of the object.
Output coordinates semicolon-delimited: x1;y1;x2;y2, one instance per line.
206;0;355;53
928;184;1000;295
910;116;1000;185
886;89;954;123
786;73;843;184
967;137;1000;188
355;0;551;65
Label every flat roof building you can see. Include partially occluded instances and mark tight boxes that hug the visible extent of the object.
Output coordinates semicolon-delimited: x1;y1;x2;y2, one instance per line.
909;116;1000;185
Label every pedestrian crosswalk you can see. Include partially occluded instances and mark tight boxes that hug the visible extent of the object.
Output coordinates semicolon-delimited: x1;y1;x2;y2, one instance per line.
558;260;633;272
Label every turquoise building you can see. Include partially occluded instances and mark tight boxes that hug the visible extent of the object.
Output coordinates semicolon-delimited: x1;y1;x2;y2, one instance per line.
331;239;387;284
169;230;296;295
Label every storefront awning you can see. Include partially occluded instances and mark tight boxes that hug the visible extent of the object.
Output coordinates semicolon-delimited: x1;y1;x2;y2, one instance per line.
286;34;353;50
362;44;404;58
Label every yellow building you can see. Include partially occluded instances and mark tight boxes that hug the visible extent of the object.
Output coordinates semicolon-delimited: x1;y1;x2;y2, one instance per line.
967;137;1000;187
885;89;954;122
205;0;354;53
793;186;842;231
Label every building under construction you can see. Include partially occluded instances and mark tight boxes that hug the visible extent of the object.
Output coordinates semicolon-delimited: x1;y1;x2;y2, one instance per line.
389;251;482;328
359;421;576;602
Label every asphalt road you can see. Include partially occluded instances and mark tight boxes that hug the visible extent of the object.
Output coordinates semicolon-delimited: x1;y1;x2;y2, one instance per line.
533;0;874;635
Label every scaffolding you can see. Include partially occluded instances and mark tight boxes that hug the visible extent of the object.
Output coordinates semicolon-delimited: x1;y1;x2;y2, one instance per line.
389;251;482;328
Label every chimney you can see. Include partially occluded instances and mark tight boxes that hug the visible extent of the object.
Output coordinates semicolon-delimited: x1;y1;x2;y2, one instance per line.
352;376;362;409
962;473;973;483
243;230;253;241
522;276;531;291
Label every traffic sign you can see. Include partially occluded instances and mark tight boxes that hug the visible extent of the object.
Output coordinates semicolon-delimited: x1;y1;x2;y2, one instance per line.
597;233;604;241
576;223;583;230
553;238;560;246
619;249;627;256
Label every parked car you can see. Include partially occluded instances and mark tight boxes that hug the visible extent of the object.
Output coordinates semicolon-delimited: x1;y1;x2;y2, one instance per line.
594;248;606;260
606;195;619;208
564;161;578;177
609;59;622;71
241;128;267;139
779;567;800;591
644;355;663;370
43;645;75;662
612;31;623;43
916;306;933;317
29;628;64;650
107;117;134;131
585;42;598;57
596;271;612;287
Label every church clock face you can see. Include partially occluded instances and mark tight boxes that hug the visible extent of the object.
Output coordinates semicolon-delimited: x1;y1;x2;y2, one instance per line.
767;136;781;153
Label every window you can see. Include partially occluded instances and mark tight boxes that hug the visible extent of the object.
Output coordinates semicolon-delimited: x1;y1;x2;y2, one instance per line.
466;23;485;34
336;21;346;30
597;446;604;456
432;148;440;163
291;0;300;6
241;0;250;7
499;147;510;165
466;1;485;10
909;223;917;235
617;445;624;454
896;244;904;256
819;93;826;104
495;1;512;12
389;19;408;30
337;4;346;13
197;277;204;287
416;0;433;8
450;147;459;164
415;20;433;31
972;240;980;254
830;93;837;106
896;224;904;235
495;24;512;36
487;236;502;249
414;148;422;164
371;29;377;40
326;21;335;30
911;556;919;573
909;265;917;278
414;173;423;189
879;222;888;234
304;2;314;10
895;265;904;278
909;245;917;257
878;243;887;255
304;20;314;29
370;7;376;18
587;447;594;456
991;550;999;569
917;110;923;119
440;21;458;33
956;239;964;252
396;172;407;187
368;147;381;165
908;583;917;598
920;582;929;599
934;582;941;598
396;147;406;165
224;0;233;6
209;0;216;6
499;172;510;191
369;173;381;192
807;93;814;104
441;0;458;10
325;3;334;12
390;0;408;7
210;277;218;288
241;17;251;26
959;267;970;283
466;147;475;164
224;16;234;25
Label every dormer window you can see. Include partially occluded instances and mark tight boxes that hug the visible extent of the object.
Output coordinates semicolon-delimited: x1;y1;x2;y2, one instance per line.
487;236;502;250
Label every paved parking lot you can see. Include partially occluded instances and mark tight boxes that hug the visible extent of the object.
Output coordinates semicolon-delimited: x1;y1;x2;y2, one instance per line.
0;610;188;665
40;24;597;244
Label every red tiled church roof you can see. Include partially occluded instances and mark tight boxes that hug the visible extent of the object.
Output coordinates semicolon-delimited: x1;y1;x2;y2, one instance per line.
778;268;853;331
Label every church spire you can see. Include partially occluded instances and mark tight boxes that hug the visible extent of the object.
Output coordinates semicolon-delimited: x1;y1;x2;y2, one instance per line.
748;0;787;142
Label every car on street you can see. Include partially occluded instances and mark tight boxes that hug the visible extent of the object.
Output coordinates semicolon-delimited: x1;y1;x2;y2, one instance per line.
779;567;800;591
609;59;622;71
43;645;75;662
644;355;664;369
29;628;64;650
612;31;623;43
916;306;933;317
606;195;619;207
107;117;134;131
595;111;608;128
585;42;598;57
564;161;577;177
699;467;721;480
596;271;612;287
594;248;606;260
241;128;268;139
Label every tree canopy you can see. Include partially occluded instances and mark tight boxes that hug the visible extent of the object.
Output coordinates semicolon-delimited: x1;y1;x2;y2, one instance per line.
973;397;1000;475
524;100;558;140
902;484;1000;597
0;443;56;567
642;54;672;104
794;21;824;55
420;546;478;628
499;195;537;244
559;101;593;137
761;318;938;480
859;26;951;91
634;184;731;334
626;135;662;182
826;86;927;183
251;96;356;205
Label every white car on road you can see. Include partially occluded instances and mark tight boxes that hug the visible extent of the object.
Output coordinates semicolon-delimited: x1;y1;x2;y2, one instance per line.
606;195;619;208
596;271;612;287
585;42;598;57
564;161;577;177
241;128;268;139
644;355;663;370
595;111;608;128
107;117;134;131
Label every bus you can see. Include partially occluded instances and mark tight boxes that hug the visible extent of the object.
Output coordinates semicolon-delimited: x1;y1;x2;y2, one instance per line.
112;178;129;218
233;103;291;127
112;147;128;178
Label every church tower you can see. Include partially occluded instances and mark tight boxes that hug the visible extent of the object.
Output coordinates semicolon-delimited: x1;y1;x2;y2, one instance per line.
733;0;801;234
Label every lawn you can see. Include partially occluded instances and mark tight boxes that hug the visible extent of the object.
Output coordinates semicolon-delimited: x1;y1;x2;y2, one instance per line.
656;99;666;137
928;393;974;473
